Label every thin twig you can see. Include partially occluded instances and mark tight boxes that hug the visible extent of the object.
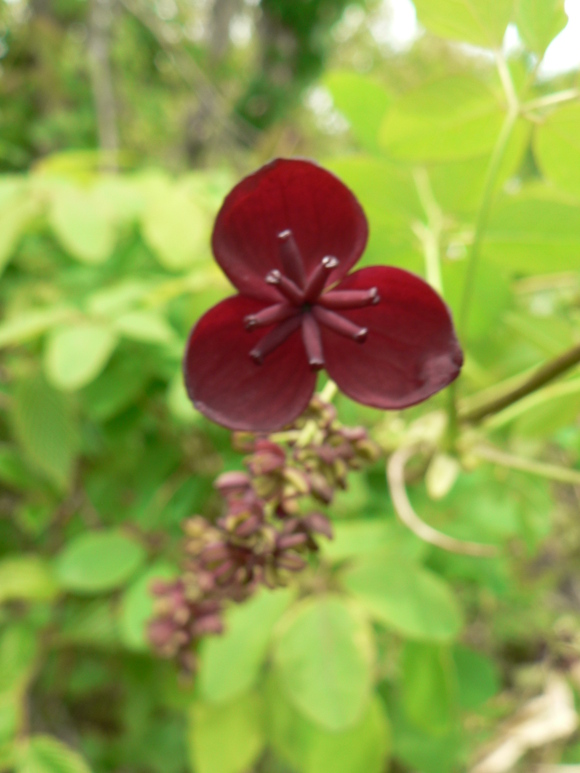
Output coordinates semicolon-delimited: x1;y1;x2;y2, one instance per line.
387;446;498;557
522;88;580;113
472;444;580;487
88;0;119;171
460;342;580;423
119;0;258;149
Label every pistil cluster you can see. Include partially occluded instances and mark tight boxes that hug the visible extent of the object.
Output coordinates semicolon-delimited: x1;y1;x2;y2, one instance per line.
246;229;379;368
148;395;380;671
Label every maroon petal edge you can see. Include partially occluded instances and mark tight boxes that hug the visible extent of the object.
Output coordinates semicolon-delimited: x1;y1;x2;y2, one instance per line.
212;158;369;300
184;295;317;432
321;267;463;409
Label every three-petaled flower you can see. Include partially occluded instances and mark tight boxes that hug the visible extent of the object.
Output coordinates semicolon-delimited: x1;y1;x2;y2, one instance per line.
184;159;463;431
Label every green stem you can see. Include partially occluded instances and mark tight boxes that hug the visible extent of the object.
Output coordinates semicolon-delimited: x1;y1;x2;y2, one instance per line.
458;105;518;336
412;168;444;295
521;88;580;113
473;444;580;486
459;50;519;337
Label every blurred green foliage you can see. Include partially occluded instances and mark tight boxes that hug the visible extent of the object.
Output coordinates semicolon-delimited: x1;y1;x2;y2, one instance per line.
1;0;580;772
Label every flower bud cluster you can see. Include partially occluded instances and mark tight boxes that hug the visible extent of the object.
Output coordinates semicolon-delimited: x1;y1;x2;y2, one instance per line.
148;396;380;670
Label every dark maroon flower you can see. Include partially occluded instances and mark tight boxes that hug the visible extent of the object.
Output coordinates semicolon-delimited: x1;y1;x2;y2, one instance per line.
184;159;462;431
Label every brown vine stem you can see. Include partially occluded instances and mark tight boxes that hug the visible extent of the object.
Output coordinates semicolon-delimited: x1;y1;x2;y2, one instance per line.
387;446;498;557
460;341;580;424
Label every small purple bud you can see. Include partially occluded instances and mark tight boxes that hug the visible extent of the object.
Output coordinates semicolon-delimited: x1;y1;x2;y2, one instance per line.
303;511;333;540
277;533;308;550
215;471;252;495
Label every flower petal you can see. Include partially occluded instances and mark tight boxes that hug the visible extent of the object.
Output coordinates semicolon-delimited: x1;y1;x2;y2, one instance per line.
184;295;316;431
212;159;368;299
321;267;463;409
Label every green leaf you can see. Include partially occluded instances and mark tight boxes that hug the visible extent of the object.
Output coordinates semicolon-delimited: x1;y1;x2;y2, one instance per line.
48;185;116;264
0;307;74;349
81;350;149;421
0;555;59;604
119;563;177;651
167;370;201;424
380;76;504;163
343;556;462;641
429;117;530;213
535;102;580;197
0;623;39;695
442;256;511;341
516;0;567;54
17;735;92;773
413;0;514;48
0;691;19;745
303;698;391;773
55;530;147;594
113;311;176;345
188;693;265;773
142;179;208;270
324;157;423;272
401;643;458;736
0;193;38;277
273;596;374;730
44;323;118;391
453;645;500;710
484;190;580;273
12;373;77;490
321;520;425;563
514;386;580;439
325;71;391;151
267;680;391;773
58;600;119;647
392;719;463;773
199;588;293;703
85;281;150;317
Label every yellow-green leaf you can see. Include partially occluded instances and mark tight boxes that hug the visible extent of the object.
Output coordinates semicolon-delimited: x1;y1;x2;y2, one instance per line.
534;102;580;197
188;693;265;773
48;185;116;264
0;555;60;604
142;179;208;270
516;0;567;55
380;76;504;163
44;323;118;391
413;0;514;48
273;596;374;731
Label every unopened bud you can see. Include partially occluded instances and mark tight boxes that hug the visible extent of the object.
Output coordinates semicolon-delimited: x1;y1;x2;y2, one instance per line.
215;471;251;495
303;511;333;540
277;533;308;551
283;467;311;495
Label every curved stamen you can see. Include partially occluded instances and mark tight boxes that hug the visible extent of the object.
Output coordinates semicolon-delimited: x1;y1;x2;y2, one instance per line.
301;314;325;369
277;230;306;288
250;315;302;364
304;256;339;303
244;302;297;330
312;306;368;342
266;270;304;305
320;287;380;310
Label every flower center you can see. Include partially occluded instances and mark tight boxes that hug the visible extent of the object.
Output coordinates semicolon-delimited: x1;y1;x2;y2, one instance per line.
244;229;380;369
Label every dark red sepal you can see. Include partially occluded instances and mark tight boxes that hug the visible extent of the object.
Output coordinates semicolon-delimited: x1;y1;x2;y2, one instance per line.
212;159;368;299
184;295;317;431
321;267;463;409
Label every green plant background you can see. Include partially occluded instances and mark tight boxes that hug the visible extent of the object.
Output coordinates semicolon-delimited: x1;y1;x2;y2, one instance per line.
1;0;580;771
